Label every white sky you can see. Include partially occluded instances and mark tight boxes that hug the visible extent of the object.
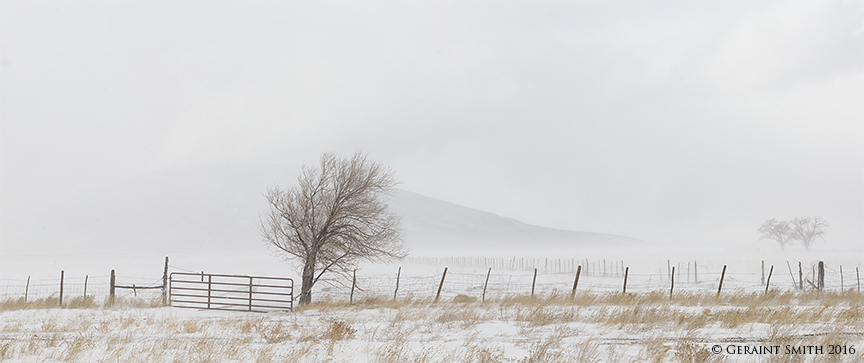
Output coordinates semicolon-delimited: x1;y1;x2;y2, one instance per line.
1;1;862;248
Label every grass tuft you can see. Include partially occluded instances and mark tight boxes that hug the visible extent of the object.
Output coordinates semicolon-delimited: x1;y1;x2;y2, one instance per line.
324;320;356;341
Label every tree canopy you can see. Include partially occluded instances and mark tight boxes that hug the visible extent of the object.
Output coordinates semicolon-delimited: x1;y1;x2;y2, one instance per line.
758;216;828;251
261;152;406;305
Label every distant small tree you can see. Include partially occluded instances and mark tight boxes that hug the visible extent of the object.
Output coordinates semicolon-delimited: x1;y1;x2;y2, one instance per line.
260;152;406;305
758;218;793;251
789;216;828;251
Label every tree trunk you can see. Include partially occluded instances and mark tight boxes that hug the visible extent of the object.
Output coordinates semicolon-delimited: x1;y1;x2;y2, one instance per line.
299;257;315;305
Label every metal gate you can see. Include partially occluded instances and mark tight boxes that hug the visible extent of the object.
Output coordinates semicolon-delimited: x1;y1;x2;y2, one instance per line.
169;272;293;312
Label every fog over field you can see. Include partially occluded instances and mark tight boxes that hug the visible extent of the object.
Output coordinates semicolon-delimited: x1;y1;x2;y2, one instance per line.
1;1;862;280
0;163;858;284
1;3;862;362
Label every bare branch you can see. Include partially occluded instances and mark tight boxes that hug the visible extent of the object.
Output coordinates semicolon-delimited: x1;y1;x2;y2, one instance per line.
789;216;828;251
259;151;406;305
758;218;792;251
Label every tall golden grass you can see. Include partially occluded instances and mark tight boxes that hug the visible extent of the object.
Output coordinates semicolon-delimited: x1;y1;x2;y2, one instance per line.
1;290;861;362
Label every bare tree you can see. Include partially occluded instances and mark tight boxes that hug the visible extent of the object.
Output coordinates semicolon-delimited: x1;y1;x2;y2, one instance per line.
260;152;406;305
789;216;828;251
758;218;793;251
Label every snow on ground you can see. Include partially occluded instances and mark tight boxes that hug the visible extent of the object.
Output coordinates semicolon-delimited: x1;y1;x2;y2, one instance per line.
1;234;861;362
1;289;862;363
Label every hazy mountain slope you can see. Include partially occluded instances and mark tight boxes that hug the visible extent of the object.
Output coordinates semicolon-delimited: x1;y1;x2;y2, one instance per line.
0;164;643;256
387;189;643;254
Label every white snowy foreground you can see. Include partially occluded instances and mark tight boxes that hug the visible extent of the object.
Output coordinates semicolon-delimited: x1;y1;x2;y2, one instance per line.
1;291;862;363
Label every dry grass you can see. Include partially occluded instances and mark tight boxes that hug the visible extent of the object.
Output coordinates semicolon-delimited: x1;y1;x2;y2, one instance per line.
0;295;166;312
324;320;356;341
673;340;718;363
1;290;861;362
1;296;62;310
434;304;489;329
256;319;293;344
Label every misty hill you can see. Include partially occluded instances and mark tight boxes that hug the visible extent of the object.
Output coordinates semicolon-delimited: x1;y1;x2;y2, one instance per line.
388;190;643;254
1;164;643;256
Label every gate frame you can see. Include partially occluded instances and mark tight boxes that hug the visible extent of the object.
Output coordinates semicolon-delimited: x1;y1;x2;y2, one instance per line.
169;272;293;312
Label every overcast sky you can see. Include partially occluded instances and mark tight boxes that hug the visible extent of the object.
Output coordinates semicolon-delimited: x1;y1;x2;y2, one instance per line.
1;1;862;248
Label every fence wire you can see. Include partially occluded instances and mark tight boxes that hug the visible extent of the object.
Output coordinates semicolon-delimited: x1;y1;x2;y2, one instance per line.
320;265;862;302
0;274;165;302
2;261;861;302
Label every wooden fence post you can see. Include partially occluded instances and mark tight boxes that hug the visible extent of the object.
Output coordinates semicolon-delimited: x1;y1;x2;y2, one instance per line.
59;270;64;306
787;261;797;290
350;269;357;305
623;267;629;294
110;270;116;302
435;267;447;302
798;262;803;291
761;260;765;286
694;261;697;283
840;265;844;291
394;267;401;301
162;256;169;306
797;262;803;290
24;276;30;303
570;265;582;300
670;266;675;299
818;261;824;291
667;260;671;282
765;265;774;294
531;268;537;296
482;267;491;302
248;276;253;312
84;275;88;298
857;267;860;293
717;265;727;296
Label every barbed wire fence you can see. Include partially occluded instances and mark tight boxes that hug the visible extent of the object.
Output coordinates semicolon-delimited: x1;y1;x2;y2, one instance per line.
0;274;166;302
0;258;172;304
317;258;862;302
2;257;861;304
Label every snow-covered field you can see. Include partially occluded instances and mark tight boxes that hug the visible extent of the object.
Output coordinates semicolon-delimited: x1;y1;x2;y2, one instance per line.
2;217;861;363
2;244;863;362
1;289;862;363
